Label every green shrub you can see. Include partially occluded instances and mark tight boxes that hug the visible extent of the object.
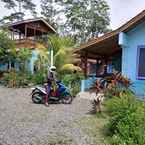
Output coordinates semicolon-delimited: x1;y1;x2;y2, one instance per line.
1;70;33;87
1;67;48;87
104;86;123;98
62;72;84;96
16;72;33;87
32;70;47;85
1;68;82;92
1;71;15;87
105;92;145;145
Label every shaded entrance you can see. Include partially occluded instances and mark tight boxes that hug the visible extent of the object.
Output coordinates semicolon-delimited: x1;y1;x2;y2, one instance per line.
76;33;122;78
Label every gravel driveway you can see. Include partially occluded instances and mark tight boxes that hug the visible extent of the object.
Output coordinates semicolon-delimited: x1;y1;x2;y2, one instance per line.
0;87;95;145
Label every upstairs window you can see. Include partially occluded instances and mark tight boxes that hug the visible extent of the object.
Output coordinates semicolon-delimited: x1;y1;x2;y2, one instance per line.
137;46;145;79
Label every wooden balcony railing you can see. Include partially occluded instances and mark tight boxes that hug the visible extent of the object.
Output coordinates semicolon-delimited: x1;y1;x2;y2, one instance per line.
15;38;46;49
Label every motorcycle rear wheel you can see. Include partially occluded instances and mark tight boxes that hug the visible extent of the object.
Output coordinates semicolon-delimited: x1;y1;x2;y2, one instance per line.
32;92;43;104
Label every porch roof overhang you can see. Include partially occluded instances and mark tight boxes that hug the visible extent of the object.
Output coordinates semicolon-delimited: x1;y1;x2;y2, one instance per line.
76;33;120;59
75;10;145;59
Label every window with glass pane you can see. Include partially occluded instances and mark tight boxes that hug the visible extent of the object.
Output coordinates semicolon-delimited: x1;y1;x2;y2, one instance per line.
137;46;145;79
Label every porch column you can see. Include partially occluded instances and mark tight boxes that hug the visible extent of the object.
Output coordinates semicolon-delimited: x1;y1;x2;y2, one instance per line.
19;31;22;41
34;27;36;48
25;24;27;39
84;53;88;78
34;27;36;39
81;52;88;78
96;59;98;76
104;58;108;75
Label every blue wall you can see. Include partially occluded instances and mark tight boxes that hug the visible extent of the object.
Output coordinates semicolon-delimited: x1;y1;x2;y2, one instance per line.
81;77;96;92
0;50;39;74
121;21;145;96
0;63;8;71
28;50;39;74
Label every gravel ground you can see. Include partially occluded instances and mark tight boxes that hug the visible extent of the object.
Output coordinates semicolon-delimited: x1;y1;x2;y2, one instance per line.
0;87;95;145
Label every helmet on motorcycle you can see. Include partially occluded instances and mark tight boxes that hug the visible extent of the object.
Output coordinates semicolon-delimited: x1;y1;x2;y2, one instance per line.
49;66;56;73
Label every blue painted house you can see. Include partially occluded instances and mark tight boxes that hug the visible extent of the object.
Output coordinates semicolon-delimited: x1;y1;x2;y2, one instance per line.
0;18;56;73
77;10;145;96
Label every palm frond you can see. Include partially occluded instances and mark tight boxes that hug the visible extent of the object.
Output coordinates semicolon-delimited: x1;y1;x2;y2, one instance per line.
47;35;75;75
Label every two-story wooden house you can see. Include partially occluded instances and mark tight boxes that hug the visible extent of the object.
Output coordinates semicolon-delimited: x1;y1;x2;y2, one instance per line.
0;18;56;73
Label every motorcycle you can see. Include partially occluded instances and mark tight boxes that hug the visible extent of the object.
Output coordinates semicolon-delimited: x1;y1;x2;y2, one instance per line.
31;81;73;104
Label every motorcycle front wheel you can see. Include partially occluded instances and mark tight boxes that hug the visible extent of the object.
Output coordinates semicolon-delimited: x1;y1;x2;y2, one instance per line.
32;91;43;104
62;93;73;104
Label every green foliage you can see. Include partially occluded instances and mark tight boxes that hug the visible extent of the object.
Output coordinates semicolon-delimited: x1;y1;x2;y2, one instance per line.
105;92;145;145
62;73;84;96
63;0;110;43
48;35;75;78
0;33;78;88
2;70;33;87
16;48;32;72
41;0;60;28
1;69;47;87
0;0;36;23
15;72;32;87
1;69;16;87
32;70;47;85
104;86;134;98
17;48;32;62
0;29;16;62
41;0;110;43
0;34;77;88
35;48;49;71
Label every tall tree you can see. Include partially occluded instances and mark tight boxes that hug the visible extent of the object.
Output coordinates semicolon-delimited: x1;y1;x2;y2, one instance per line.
0;29;16;63
41;0;59;28
16;48;32;72
0;0;36;23
41;0;110;43
62;0;110;43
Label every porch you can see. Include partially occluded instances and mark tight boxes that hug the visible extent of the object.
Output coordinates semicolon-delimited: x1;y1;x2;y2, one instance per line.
75;32;122;91
7;18;54;49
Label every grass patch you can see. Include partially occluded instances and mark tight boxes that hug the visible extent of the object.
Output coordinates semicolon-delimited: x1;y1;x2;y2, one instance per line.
46;136;73;145
75;112;110;145
32;135;73;145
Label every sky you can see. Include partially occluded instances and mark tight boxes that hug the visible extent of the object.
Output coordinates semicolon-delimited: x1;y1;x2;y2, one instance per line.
106;0;145;29
0;0;145;30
